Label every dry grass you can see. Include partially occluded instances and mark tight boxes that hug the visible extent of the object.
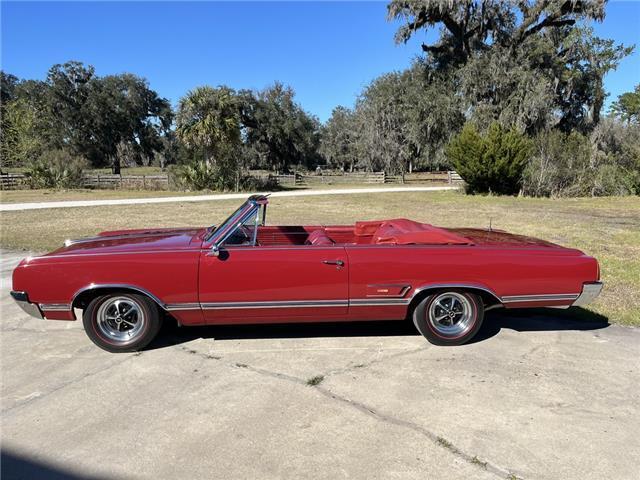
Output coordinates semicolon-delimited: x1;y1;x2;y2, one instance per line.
0;189;210;204
1;190;638;326
0;184;439;203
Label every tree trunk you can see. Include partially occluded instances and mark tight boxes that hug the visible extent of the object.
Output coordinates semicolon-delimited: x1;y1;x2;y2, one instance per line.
111;157;121;175
592;81;604;127
204;147;215;167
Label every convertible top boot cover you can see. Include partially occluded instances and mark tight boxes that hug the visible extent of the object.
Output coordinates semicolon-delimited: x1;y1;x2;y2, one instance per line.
356;219;473;245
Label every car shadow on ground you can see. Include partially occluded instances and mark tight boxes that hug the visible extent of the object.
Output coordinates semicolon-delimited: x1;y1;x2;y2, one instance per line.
469;307;610;344
146;307;610;350
1;448;107;480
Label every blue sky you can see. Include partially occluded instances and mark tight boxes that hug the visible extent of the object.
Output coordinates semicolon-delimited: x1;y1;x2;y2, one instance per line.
2;1;639;122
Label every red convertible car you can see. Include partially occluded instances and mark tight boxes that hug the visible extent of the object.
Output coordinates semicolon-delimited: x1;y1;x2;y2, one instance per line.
11;195;602;352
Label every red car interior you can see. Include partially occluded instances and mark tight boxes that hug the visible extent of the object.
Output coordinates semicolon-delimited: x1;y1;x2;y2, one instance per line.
259;219;473;247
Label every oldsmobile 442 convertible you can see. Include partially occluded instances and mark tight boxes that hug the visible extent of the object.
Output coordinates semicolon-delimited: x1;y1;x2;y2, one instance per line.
11;195;603;352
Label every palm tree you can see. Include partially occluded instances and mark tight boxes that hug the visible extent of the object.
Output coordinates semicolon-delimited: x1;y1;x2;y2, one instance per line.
176;86;241;165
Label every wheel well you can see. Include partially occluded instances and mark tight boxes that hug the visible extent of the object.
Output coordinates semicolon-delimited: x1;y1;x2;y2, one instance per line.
406;286;502;317
72;287;166;312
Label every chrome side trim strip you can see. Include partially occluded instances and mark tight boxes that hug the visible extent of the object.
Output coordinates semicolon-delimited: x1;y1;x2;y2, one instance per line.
33;250;197;260
39;303;72;311
201;300;348;310
71;284;168;310
349;299;410;306
410;283;502;304
91;286;588;313
165;303;201;311
64;231;197;247
501;293;579;303
163;299;411;311
210;246;346;252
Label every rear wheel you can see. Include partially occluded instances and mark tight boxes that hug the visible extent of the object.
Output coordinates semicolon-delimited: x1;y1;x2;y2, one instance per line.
413;291;484;346
82;293;161;352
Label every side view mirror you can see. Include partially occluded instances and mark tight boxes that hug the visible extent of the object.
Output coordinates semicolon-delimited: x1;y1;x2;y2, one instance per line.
208;244;221;257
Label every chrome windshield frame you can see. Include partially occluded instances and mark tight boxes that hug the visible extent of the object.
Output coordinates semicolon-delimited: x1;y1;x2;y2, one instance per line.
204;195;268;249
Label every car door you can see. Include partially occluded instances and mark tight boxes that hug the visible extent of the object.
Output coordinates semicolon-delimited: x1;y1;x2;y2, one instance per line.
199;245;349;324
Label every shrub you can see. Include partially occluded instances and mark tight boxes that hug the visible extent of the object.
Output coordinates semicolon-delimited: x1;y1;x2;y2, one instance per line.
175;160;218;190
590;118;640;195
446;122;532;195
238;174;279;191
522;130;592;197
25;150;88;189
175;160;279;192
522;122;640;197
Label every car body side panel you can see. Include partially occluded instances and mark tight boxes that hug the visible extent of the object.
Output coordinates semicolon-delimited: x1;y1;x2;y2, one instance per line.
198;246;349;324
345;245;599;315
12;251;203;324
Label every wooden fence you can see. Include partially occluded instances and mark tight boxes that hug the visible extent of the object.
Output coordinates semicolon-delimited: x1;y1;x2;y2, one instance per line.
0;173;27;190
0;173;170;191
82;174;169;190
403;171;462;184
0;170;463;191
269;171;462;186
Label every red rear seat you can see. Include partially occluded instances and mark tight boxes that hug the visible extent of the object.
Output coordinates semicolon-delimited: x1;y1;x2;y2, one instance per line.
305;229;335;246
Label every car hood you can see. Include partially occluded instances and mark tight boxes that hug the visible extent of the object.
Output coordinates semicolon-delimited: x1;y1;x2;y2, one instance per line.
47;227;207;256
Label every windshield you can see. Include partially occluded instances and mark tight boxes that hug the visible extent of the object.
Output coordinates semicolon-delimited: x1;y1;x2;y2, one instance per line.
220;207;259;246
204;201;250;242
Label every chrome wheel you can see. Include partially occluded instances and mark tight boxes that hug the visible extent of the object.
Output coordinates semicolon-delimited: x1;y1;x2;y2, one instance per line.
427;292;474;338
96;296;146;345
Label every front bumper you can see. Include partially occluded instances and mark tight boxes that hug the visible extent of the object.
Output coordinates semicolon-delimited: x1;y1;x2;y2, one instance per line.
10;291;44;319
572;282;604;307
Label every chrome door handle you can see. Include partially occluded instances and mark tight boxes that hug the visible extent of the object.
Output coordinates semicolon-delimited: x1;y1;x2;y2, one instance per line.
323;260;344;267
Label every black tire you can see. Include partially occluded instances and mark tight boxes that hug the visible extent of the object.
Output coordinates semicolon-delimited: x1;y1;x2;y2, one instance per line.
413;290;484;346
82;293;162;353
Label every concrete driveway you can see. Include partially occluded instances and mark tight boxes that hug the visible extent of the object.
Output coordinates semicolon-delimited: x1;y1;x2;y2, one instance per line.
1;250;639;480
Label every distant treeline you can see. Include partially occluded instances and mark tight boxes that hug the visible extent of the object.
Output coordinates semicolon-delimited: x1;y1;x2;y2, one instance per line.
1;0;639;196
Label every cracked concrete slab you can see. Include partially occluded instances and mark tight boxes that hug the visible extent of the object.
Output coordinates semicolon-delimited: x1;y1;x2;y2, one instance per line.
1;249;638;480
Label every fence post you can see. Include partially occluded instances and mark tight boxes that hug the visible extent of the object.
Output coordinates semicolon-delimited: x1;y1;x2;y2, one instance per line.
447;171;452;184
142;175;146;190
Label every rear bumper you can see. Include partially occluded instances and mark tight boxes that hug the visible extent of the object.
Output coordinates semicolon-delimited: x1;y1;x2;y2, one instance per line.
10;291;44;319
572;282;604;307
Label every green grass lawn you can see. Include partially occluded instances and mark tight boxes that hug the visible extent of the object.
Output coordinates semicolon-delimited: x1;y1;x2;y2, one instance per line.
1;190;638;326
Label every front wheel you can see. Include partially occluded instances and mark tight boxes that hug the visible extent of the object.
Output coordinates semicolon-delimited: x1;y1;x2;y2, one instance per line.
83;293;161;352
413;291;484;346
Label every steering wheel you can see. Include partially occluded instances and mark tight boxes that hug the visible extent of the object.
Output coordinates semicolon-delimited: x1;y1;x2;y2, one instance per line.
237;225;252;244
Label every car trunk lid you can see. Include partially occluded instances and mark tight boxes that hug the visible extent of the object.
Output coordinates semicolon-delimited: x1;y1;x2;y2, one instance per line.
446;228;573;250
